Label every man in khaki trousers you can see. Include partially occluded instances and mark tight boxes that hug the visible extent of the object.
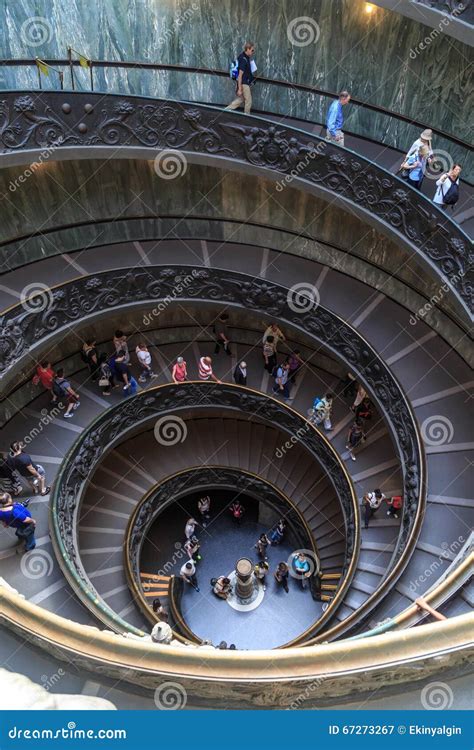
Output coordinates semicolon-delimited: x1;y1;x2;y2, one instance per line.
226;42;255;114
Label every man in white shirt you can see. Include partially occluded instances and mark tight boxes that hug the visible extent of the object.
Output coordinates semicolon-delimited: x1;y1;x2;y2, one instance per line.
362;489;385;529
184;517;198;540
180;560;199;591
135;343;157;382
433;164;462;208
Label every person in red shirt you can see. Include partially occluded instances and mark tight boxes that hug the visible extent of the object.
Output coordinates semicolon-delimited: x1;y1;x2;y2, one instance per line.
171;356;187;384
386;495;403;519
34;361;56;401
229;500;245;524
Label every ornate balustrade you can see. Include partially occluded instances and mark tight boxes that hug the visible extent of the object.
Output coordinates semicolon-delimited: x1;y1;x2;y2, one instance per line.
1;263;424;636
0;91;471;317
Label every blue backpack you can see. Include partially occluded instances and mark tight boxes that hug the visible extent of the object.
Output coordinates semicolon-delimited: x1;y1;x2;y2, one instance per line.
229;59;239;80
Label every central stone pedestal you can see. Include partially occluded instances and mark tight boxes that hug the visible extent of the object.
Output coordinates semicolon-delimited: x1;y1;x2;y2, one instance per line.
235;557;254;600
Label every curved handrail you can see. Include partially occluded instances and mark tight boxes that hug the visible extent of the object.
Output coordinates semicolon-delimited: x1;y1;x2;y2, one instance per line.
0;580;472;706
49;382;358;638
349;540;473;639
2;263;424;639
0;59;470;152
123;465;339;645
0;92;471;317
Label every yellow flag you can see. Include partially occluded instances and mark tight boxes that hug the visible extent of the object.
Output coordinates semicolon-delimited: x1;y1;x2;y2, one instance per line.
79;54;90;69
36;59;49;77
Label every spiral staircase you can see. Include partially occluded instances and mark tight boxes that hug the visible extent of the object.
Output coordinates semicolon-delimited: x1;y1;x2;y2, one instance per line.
0;67;472;707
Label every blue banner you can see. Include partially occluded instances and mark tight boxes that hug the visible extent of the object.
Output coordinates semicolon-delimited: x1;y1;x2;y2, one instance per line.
0;710;472;749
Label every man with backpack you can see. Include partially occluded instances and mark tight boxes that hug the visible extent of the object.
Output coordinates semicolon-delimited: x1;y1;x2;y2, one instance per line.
52;368;80;418
0;492;37;552
310;394;334;431
433;164;462;209
7;442;50;496
226;42;256;114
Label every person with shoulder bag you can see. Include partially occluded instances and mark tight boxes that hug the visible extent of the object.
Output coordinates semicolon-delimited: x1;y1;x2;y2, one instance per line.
97;352;112;395
433;164;462;210
400;144;429;190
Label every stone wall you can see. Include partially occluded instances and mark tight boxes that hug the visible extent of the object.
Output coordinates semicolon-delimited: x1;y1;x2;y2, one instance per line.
0;0;471;146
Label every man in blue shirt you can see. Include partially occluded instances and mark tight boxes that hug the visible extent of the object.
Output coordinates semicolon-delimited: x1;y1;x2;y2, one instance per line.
325;90;351;147
226;42;255;114
0;492;37;551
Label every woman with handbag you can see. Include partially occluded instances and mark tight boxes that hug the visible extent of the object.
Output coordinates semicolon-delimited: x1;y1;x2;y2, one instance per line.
97;352;112;396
